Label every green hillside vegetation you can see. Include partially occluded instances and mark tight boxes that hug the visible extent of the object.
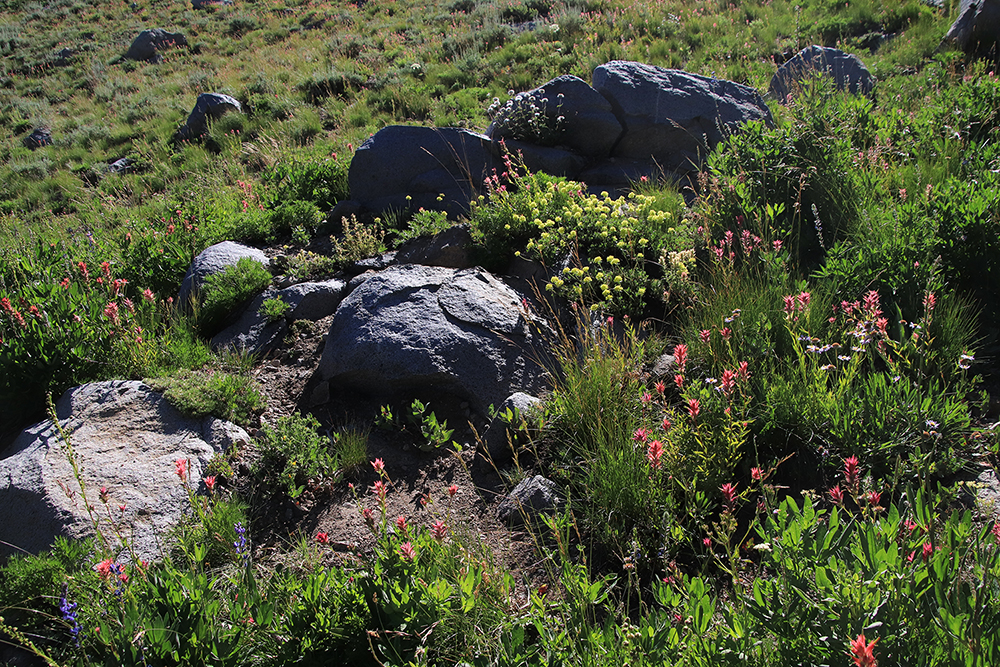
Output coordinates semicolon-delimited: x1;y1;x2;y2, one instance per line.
2;0;1000;663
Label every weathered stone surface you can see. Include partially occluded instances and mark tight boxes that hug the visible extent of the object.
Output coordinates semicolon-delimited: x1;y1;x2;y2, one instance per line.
769;45;876;102
107;158;134;175
348;126;498;217
496;475;563;526
0;381;246;560
179;240;269;307
394;225;476;269
176;93;242;141
23;127;52;150
592;61;773;171
318;264;548;413
487;75;623;157
212;279;345;353
479;392;544;469
942;0;1000;57
124;28;187;63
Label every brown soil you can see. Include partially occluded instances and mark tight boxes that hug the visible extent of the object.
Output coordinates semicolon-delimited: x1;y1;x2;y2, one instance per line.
238;309;543;591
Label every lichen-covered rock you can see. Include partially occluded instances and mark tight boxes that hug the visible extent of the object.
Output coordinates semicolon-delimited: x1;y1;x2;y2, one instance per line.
496;475;563;526
124;28;187;63
176;93;242;141
0;381;247;560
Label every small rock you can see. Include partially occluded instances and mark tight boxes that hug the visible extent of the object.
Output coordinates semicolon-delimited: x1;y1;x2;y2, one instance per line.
310;381;330;407
496;475;563;526
23;128;52;150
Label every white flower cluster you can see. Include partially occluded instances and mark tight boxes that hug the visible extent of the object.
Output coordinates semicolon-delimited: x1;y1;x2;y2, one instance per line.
487;88;566;145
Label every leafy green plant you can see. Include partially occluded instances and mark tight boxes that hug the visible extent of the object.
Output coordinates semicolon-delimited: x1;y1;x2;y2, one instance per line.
197;257;273;337
258;296;290;323
407;399;455;452
256;412;339;499
332;214;386;264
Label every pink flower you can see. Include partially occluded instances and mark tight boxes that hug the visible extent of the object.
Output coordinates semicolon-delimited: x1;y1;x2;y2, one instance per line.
992;522;1000;542
103;301;119;325
60;277;70;289
447;484;458;497
641;391;653;405
431;520;448;541
371;458;385;474
720;482;737;510
632;427;649;443
398;541;416;562
922;542;933;561
829;485;844;505
699;329;711;344
687;398;700;420
867;490;881;507
101;261;111;282
204;476;216;491
924;291;936;313
673;374;684;390
738;361;750;383
654;380;666;395
373;480;387;501
750;467;763;482
673;344;688;373
647;440;664;470
702;537;712;547
395;516;408;533
142;288;155;302
844;456;860;490
96;559;113;579
661;416;672;431
175;458;188;481
849;633;878;667
316;532;329;544
720;369;736;397
772;239;783;252
362;507;375;526
720;327;731;340
119;504;126;514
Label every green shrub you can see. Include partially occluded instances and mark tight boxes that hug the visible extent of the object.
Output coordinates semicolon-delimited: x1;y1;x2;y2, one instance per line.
269;199;322;241
197;257;272;337
265;157;348;211
145;368;265;426
255;412;340;498
258;296;290;323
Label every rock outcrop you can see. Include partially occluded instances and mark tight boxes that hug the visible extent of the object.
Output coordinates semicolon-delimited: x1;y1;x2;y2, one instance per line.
124;28;187;63
176;93;242;141
942;0;1000;58
23;127;52;150
0;381;248;560
318;264;549;414
769;45;876;101
179;240;269;307
347;61;773;215
496;475;563;526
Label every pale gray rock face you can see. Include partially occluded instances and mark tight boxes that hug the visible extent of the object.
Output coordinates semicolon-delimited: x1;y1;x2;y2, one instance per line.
176;92;242;141
0;381;247;560
496;475;563;526
592;61;774;171
769;45;876;102
318;264;548;413
212;279;345;354
178;240;269;307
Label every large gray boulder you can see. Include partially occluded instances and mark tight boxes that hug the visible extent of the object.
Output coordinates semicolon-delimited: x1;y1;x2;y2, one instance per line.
179;240;269;307
348;126;498;218
393;225;476;269
486;75;623;157
317;264;548;413
769;45;876;102
592;61;773;171
176;93;242;141
124;29;187;63
0;381;248;560
942;0;1000;57
212;278;345;353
